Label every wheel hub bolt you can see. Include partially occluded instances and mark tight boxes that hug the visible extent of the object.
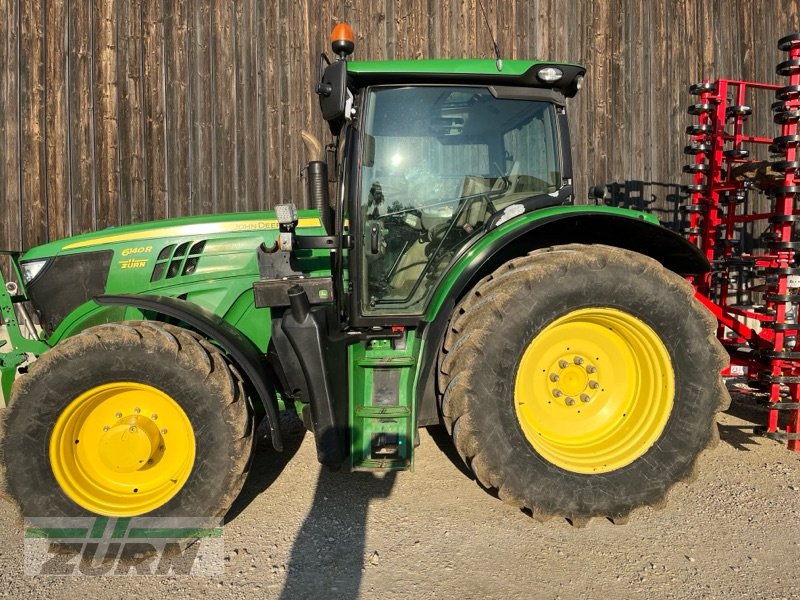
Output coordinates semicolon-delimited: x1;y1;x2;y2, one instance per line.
558;360;568;369
133;407;141;415
129;426;137;432
589;381;600;389
565;397;576;406
552;389;563;398
580;394;591;403
115;412;122;419
160;428;168;435
574;356;584;365
150;414;158;420
549;373;560;382
587;365;597;374
102;425;110;432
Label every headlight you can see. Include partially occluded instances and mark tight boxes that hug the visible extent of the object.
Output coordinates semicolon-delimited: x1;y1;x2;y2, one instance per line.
20;259;49;284
537;67;563;83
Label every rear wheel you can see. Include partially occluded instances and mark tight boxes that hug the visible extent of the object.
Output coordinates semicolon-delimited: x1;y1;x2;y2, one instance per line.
438;244;729;523
1;321;254;520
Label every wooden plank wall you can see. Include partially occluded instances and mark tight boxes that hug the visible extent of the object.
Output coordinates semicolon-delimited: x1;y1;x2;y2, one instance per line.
1;0;799;251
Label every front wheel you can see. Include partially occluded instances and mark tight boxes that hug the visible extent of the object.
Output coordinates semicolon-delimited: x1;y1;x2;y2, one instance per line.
1;321;254;520
438;244;729;523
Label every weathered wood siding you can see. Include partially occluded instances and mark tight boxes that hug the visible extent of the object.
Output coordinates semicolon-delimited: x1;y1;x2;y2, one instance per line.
1;0;799;250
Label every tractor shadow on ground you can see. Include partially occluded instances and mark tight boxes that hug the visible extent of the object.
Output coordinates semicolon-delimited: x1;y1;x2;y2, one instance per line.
225;412;400;599
279;468;397;600
226;413;307;522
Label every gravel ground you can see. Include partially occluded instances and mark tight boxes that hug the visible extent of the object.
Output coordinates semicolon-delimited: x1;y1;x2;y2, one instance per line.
0;391;798;599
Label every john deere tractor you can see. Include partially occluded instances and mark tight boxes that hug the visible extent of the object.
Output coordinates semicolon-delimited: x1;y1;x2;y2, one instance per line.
0;24;728;525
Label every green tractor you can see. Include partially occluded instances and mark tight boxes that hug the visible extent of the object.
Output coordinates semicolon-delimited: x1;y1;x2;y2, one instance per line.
0;24;728;525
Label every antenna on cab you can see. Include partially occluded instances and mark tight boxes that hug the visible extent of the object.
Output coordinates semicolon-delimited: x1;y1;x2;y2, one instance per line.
476;0;502;72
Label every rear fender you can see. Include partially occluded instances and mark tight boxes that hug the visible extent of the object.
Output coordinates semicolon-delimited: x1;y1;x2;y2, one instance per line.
429;211;708;323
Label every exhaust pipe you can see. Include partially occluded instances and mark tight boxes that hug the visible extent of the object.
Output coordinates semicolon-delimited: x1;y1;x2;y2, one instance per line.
301;131;332;235
307;161;332;235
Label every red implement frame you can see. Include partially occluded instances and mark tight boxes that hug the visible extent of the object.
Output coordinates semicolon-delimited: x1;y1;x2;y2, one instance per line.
682;33;800;450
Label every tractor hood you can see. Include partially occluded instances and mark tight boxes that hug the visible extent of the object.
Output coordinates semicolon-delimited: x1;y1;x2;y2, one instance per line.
21;210;323;261
18;210;325;335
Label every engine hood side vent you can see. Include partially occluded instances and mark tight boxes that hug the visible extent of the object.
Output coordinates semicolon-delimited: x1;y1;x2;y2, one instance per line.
150;241;207;282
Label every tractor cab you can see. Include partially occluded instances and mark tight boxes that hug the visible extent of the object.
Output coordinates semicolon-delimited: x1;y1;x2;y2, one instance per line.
306;23;585;326
357;85;563;316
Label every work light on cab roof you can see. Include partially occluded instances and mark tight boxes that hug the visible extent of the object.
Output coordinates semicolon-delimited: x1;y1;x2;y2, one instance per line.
537;66;563;83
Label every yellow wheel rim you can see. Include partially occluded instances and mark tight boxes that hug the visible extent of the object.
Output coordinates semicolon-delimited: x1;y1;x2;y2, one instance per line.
49;382;196;516
514;308;674;474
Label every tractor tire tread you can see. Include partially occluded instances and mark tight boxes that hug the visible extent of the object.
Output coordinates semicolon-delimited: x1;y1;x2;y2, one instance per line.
438;244;729;524
0;321;254;521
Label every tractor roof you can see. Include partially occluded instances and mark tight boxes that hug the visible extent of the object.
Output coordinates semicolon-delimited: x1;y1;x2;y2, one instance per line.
347;59;586;97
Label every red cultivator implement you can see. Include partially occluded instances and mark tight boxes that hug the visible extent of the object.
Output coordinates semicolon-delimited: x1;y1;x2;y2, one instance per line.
683;33;800;450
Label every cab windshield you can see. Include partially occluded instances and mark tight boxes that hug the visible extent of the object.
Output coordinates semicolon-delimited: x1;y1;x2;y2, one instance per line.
359;85;562;315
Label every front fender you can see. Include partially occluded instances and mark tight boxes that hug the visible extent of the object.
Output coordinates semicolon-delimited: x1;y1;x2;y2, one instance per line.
95;294;282;451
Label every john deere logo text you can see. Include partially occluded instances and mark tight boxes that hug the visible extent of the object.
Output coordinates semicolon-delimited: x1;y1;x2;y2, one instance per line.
232;221;278;231
24;516;223;576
